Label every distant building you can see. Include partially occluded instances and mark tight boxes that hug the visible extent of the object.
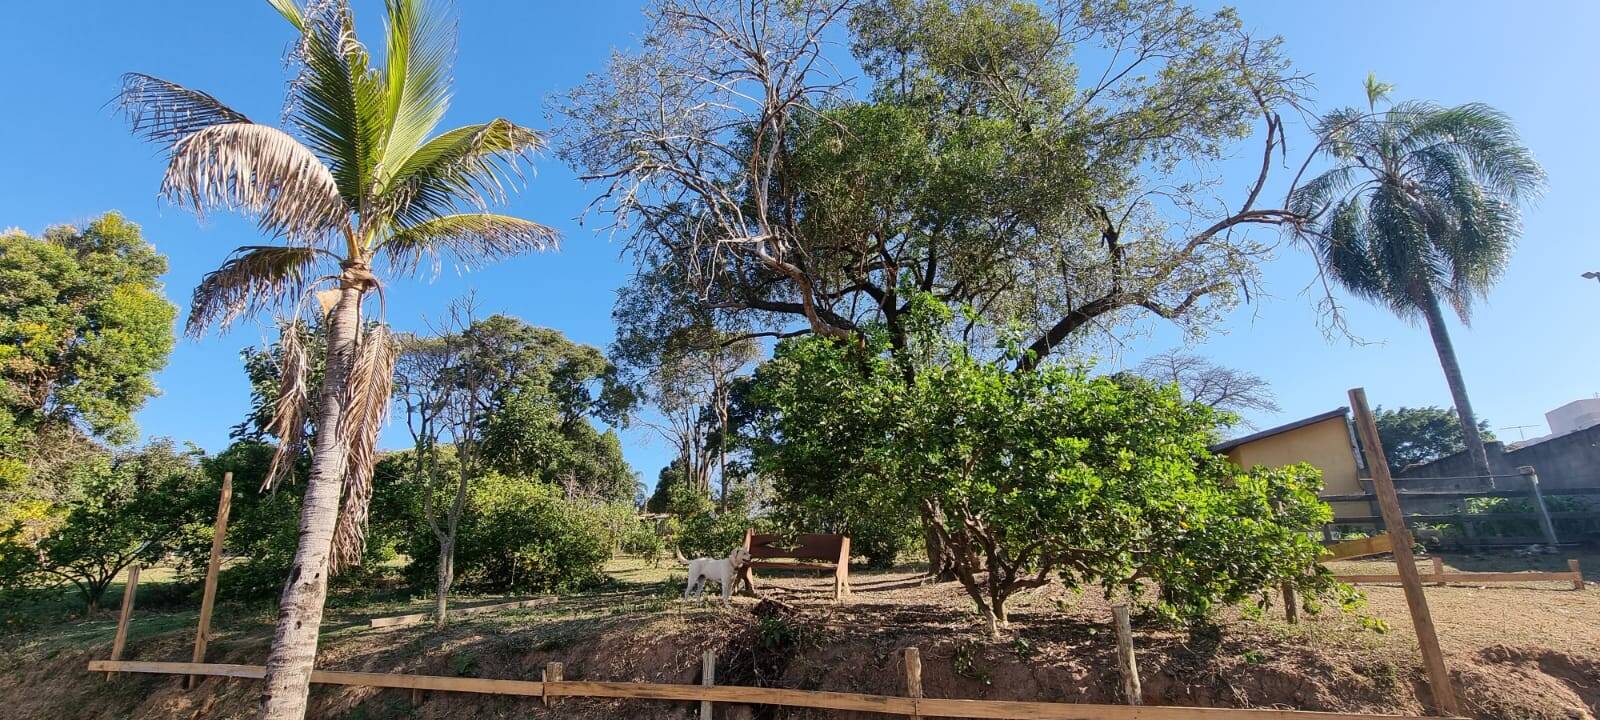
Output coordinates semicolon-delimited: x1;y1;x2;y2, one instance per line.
1210;407;1371;520
1545;398;1600;436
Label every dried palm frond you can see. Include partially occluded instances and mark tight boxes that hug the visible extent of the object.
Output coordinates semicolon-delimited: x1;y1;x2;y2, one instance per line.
263;322;313;492
116;73;252;149
330;324;398;572
381;213;558;277
187;246;326;336
162;123;348;243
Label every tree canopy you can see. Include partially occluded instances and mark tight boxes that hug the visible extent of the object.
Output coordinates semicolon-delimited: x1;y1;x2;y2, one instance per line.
556;0;1307;368
0;213;175;448
1373;405;1495;474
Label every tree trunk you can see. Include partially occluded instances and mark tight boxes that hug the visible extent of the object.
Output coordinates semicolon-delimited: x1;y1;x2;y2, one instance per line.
434;540;454;630
919;503;956;581
258;282;363;720
1420;290;1492;479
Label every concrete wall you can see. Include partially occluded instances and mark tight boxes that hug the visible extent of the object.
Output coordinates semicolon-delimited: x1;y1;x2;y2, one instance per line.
1396;422;1600;493
1225;416;1370;519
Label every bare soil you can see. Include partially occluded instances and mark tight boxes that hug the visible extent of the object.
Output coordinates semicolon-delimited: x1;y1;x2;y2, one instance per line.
0;551;1594;720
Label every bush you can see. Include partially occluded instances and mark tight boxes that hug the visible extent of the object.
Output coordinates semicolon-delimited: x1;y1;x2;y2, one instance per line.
405;473;609;593
195;442;402;602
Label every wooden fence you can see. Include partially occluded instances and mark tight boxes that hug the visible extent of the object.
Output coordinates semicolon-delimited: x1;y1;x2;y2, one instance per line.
1332;557;1584;590
367;597;554;629
88;658;1451;720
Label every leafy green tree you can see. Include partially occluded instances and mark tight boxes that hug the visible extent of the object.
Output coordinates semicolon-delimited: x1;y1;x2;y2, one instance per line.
0;214;176;532
1373;405;1494;474
1290;81;1543;479
0;213;175;445
393;306;635;626
0;440;207;612
182;441;405;602
401;473;610;594
743;330;924;569
116;0;555;712
748;298;1341;632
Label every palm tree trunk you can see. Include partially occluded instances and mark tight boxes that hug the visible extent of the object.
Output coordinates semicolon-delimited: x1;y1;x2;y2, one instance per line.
1420;290;1493;478
258;282;363;720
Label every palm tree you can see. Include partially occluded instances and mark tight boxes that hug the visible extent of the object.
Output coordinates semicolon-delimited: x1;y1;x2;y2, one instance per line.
117;1;554;717
1291;79;1542;479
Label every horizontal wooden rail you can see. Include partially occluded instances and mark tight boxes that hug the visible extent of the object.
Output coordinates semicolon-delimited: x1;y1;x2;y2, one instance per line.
368;597;553;628
1321;487;1600;502
87;659;1452;719
87;660;1448;719
1333;565;1582;589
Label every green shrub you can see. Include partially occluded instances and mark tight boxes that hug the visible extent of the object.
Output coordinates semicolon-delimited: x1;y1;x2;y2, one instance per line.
405;474;609;593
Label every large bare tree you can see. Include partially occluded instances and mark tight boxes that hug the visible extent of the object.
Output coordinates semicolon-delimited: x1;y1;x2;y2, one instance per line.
1136;350;1279;422
117;1;553;716
553;0;1310;368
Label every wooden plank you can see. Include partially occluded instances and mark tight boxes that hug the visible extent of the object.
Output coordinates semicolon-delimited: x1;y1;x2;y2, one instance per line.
1111;606;1141;705
188;471;232;690
368;597;552;629
1333;570;1582;585
1349;388;1458;717
700;650;715;720
107;564;141;677
1322;533;1393;560
87;660;1449;719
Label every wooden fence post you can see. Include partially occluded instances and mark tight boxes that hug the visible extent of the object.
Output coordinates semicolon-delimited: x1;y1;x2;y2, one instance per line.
1519;466;1560;546
1280;581;1298;624
543;661;562;706
1350;388;1458;716
903;647;922;719
1111;605;1141;706
1572;559;1585;591
188;472;232;690
701;650;716;720
107;564;141;678
1430;556;1445;585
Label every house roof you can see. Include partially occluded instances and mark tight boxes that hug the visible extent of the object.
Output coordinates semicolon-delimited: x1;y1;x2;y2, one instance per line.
1209;407;1350;454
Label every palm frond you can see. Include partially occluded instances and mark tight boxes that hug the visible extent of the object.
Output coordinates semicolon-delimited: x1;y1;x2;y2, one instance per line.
380;119;544;224
283;0;385;205
1400;102;1545;203
380;212;558;276
263;322;312;491
376;0;456;177
163;123;349;244
188;245;327;335
116;73;252;148
330;324;398;573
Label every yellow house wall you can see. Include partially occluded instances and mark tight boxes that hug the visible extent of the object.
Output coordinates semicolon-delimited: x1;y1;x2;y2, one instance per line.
1224;417;1368;519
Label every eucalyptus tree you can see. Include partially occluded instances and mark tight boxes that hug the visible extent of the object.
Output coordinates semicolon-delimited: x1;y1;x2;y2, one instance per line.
116;1;554;716
555;0;1308;369
1290;81;1543;478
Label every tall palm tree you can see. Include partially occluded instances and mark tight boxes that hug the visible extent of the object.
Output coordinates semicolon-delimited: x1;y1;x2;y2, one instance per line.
117;1;554;717
1291;80;1542;479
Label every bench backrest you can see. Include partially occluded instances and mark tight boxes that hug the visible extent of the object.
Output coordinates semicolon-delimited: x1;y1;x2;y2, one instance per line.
744;531;847;563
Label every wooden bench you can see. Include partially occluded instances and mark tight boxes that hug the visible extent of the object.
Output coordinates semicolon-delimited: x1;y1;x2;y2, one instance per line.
739;529;851;602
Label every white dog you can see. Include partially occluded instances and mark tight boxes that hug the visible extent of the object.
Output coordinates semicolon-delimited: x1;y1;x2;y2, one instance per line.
684;546;752;604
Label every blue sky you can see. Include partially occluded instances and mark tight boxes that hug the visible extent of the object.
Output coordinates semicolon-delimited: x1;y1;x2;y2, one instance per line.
2;1;1597;488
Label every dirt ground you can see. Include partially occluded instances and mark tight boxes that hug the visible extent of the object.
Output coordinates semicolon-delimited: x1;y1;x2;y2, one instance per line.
0;550;1595;720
